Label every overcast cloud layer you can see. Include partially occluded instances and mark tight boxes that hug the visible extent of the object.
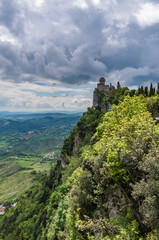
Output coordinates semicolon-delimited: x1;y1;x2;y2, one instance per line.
0;0;159;111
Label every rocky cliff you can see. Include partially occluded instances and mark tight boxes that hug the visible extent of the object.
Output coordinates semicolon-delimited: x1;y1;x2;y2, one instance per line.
93;77;115;113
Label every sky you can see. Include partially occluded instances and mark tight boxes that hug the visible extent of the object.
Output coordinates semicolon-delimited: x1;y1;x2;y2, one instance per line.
0;0;159;112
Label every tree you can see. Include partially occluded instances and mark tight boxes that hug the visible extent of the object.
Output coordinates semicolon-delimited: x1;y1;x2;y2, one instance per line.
146;95;159;116
149;83;154;96
117;81;121;89
157;83;159;95
144;86;148;97
132;148;159;229
18;230;28;240
153;87;156;95
67;96;159;239
130;89;136;97
140;86;144;94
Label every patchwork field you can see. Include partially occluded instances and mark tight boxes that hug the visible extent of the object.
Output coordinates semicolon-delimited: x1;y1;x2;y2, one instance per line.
0;155;54;202
0;112;81;202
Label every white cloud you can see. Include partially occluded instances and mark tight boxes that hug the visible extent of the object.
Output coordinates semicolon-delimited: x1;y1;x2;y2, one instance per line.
18;0;44;9
73;0;88;9
0;79;93;111
107;35;126;48
72;96;92;107
0;26;18;45
91;0;100;6
107;66;157;87
135;2;159;27
0;0;159;111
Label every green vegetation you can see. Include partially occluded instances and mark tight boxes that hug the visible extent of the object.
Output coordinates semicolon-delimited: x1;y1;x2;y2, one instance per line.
61;107;104;158
0;112;81;202
146;95;159;116
60;96;159;239
1;94;159;239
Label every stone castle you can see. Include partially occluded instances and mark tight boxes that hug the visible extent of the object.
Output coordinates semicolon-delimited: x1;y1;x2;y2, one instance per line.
96;77;115;92
93;77;115;112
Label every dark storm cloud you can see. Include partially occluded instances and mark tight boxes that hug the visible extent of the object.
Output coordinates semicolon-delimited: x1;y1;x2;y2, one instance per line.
0;0;25;36
0;42;21;79
1;0;159;86
0;0;18;28
133;73;159;86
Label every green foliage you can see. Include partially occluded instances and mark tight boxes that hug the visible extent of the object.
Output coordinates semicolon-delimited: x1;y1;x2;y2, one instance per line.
0;162;63;240
61;107;104;158
144;230;159;240
65;208;79;240
117;81;121;89
157;83;159;95
75;212;116;239
47;168;82;240
47;198;68;239
149;83;154;97
61;125;77;156
145;86;148;97
146;95;159;116
115;86;130;102
131;147;159;229
1;94;159;240
110;208;139;239
62;155;82;182
18;230;28;240
76;108;104;142
64;96;159;239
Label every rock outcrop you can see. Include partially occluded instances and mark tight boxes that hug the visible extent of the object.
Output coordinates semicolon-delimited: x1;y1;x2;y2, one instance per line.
93;77;115;113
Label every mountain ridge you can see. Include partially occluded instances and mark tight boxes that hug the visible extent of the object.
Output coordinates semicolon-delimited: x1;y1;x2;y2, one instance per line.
1;82;159;239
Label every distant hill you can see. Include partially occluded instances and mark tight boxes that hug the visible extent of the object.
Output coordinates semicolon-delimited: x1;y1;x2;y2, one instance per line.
0;112;82;202
0;112;82;135
0;111;82;118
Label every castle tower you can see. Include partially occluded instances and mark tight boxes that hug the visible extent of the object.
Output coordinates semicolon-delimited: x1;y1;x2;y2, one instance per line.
99;77;105;84
97;77;110;91
93;77;115;112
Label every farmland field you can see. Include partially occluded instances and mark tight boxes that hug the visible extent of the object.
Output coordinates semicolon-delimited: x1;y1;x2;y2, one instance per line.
0;112;81;202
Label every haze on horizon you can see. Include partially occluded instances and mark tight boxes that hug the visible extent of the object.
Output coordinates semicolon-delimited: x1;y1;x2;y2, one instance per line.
0;0;159;112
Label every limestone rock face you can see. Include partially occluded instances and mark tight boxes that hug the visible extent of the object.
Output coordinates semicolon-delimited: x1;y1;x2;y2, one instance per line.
93;77;115;113
73;132;82;153
101;102;112;113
